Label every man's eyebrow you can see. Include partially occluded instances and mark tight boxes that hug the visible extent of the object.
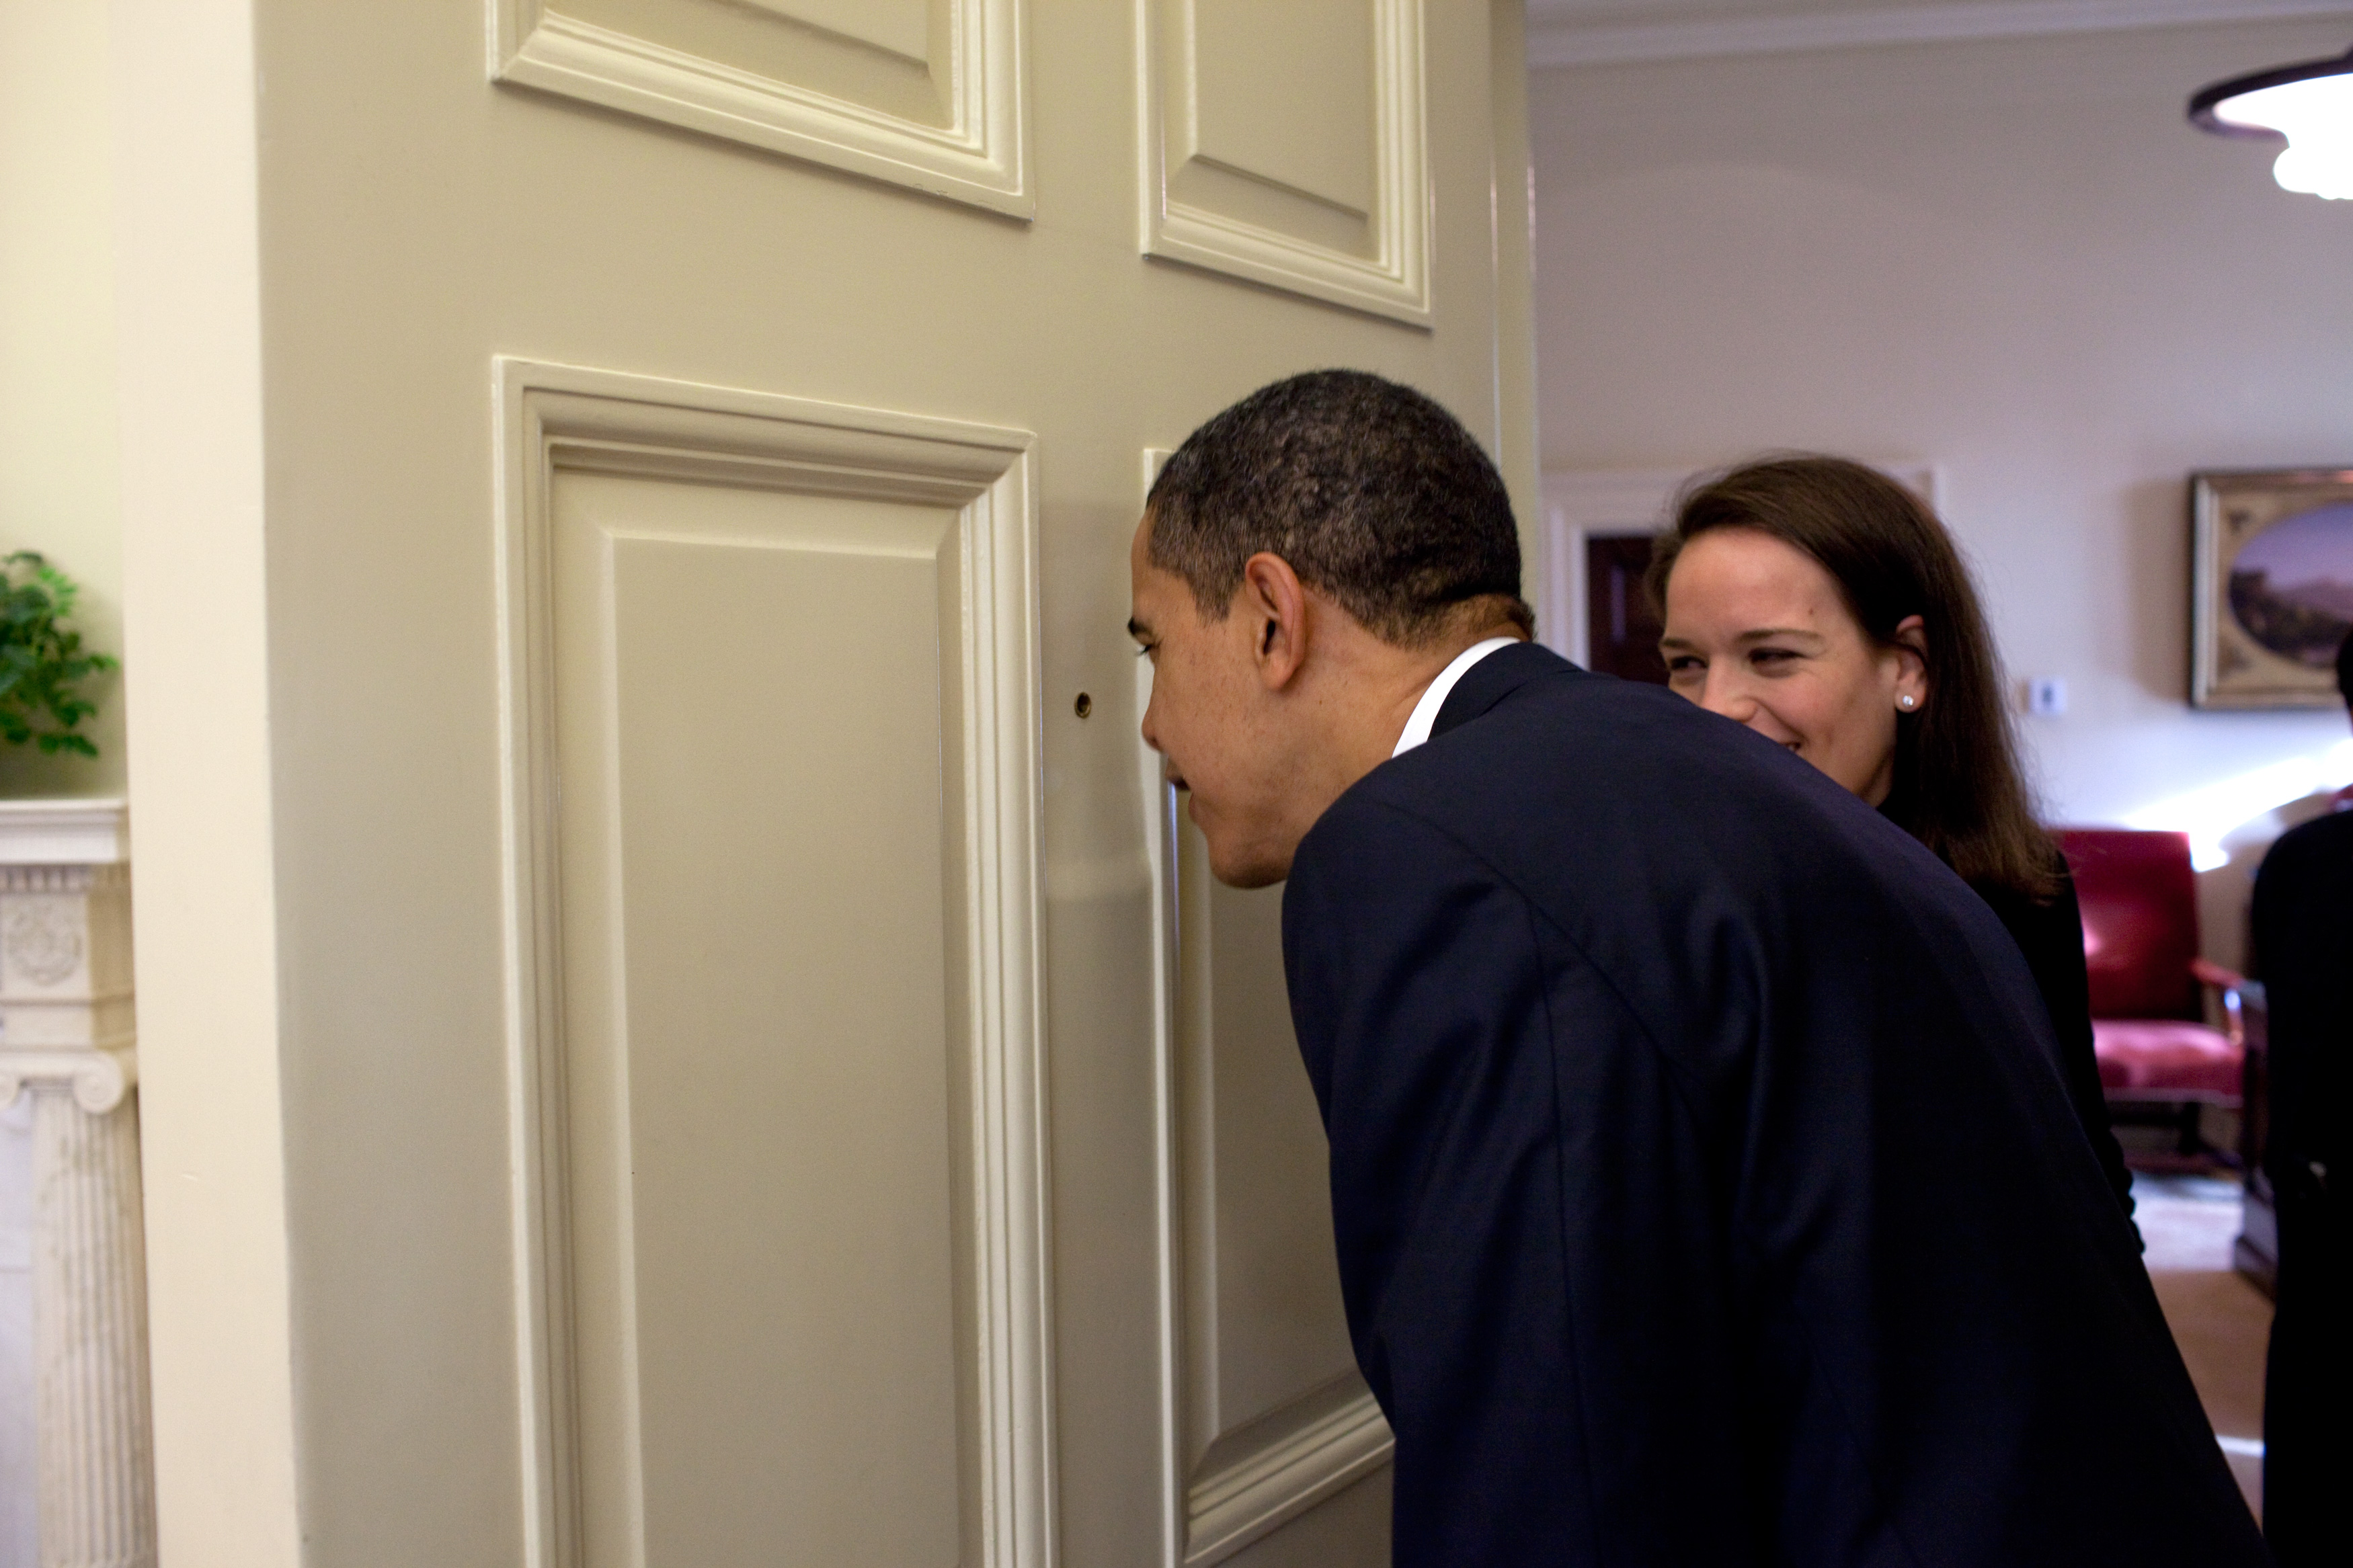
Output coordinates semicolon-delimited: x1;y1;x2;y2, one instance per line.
1127;617;1152;640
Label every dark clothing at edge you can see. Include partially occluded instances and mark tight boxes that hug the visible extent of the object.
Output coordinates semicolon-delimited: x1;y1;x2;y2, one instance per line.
2252;807;2352;1567
1971;871;2141;1237
1281;643;2263;1567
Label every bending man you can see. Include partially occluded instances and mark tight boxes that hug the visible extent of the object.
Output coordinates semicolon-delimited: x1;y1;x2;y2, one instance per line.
1127;370;2262;1567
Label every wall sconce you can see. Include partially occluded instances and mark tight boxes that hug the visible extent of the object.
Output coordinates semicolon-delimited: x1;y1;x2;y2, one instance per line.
2192;44;2353;200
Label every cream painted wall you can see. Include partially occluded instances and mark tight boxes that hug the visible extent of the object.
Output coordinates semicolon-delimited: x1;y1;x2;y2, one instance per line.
0;0;126;796
0;3;128;1554
1531;15;2353;964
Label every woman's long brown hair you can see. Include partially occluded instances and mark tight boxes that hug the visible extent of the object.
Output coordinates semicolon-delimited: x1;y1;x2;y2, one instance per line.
1646;455;2061;899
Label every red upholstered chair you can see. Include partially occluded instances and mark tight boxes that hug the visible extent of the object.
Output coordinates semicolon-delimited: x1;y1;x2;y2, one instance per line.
2055;828;2247;1160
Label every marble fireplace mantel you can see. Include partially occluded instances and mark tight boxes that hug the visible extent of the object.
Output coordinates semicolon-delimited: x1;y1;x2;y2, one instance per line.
0;798;155;1568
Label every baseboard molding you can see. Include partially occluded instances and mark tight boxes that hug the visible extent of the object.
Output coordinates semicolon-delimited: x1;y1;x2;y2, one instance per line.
1183;1390;1393;1567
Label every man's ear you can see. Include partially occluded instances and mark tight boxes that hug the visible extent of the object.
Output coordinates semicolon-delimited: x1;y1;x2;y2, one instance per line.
1238;552;1311;690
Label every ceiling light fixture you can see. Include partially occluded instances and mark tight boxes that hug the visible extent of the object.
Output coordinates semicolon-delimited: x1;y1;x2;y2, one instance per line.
2192;44;2353;201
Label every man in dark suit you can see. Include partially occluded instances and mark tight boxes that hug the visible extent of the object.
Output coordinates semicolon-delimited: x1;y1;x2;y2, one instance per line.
1127;370;2266;1566
2251;630;2353;1567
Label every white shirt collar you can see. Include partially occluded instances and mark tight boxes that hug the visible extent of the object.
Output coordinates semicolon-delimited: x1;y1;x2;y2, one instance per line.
1392;638;1521;757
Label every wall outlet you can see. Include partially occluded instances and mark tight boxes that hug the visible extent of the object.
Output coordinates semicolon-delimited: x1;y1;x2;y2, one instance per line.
2026;677;2067;717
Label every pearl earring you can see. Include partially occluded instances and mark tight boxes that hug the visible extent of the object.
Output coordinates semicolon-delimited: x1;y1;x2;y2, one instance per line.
1899;695;1917;710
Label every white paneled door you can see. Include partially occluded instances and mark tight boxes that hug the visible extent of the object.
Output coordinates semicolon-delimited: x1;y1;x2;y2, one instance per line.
113;3;1540;1565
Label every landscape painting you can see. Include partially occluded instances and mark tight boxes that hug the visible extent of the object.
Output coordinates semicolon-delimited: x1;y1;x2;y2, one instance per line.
2193;468;2353;708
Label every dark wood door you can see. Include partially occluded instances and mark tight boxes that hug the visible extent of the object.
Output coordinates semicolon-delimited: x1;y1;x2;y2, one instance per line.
1586;533;1669;684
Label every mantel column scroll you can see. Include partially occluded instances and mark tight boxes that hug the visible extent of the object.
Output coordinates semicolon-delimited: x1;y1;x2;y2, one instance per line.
0;802;154;1568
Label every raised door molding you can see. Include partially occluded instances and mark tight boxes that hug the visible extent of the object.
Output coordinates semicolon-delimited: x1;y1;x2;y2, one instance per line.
1138;451;1393;1568
491;0;1032;217
1137;0;1431;325
495;358;1051;1568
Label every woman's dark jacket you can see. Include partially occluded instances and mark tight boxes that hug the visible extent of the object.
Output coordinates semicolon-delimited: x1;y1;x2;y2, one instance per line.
1972;868;2139;1232
1882;785;2137;1232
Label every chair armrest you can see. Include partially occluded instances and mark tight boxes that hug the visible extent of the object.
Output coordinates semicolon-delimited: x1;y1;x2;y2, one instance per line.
2190;959;2255;1050
2190;957;2245;991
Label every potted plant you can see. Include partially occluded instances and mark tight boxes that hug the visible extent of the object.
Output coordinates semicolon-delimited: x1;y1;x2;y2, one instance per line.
0;550;117;757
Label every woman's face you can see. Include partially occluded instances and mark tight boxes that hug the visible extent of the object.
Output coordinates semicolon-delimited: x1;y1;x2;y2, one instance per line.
1658;528;1926;806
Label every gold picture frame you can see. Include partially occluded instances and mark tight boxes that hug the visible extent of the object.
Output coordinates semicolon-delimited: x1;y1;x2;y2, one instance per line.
2190;467;2353;709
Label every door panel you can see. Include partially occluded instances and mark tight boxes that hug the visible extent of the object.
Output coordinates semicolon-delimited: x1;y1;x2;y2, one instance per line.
498;366;1047;1568
597;0;936;70
559;0;946;125
1191;0;1376;223
1142;0;1430;321
573;489;966;1568
493;0;1028;213
1170;837;1392;1567
1195;873;1353;1438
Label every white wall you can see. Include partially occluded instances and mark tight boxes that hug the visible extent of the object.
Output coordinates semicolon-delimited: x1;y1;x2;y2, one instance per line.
0;0;126;797
0;5;126;1555
1531;16;2353;965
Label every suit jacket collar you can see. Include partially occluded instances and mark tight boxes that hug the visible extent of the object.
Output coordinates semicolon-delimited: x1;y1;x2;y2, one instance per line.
1431;640;1575;741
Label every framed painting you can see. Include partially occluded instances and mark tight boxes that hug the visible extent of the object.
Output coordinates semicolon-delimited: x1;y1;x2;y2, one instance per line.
2191;467;2353;708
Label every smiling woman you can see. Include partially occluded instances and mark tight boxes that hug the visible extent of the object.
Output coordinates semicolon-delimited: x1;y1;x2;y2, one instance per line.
1650;454;2139;1230
1653;525;1925;805
1651;455;2046;893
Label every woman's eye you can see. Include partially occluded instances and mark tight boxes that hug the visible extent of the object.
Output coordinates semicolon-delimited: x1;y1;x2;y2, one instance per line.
1664;655;1702;675
1749;647;1798;667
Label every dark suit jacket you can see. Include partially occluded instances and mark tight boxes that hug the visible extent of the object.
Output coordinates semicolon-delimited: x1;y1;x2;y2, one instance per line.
2251;807;2351;1565
1279;644;2263;1567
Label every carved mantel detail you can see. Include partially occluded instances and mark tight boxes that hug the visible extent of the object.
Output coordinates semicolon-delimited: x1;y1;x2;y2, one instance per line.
0;800;155;1568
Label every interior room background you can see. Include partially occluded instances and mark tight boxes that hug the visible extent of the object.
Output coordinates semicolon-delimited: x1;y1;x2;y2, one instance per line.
0;3;2342;1557
1529;10;2353;972
10;8;2347;1028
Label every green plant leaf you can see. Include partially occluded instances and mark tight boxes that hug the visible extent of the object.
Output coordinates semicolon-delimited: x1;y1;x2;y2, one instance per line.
0;551;116;759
